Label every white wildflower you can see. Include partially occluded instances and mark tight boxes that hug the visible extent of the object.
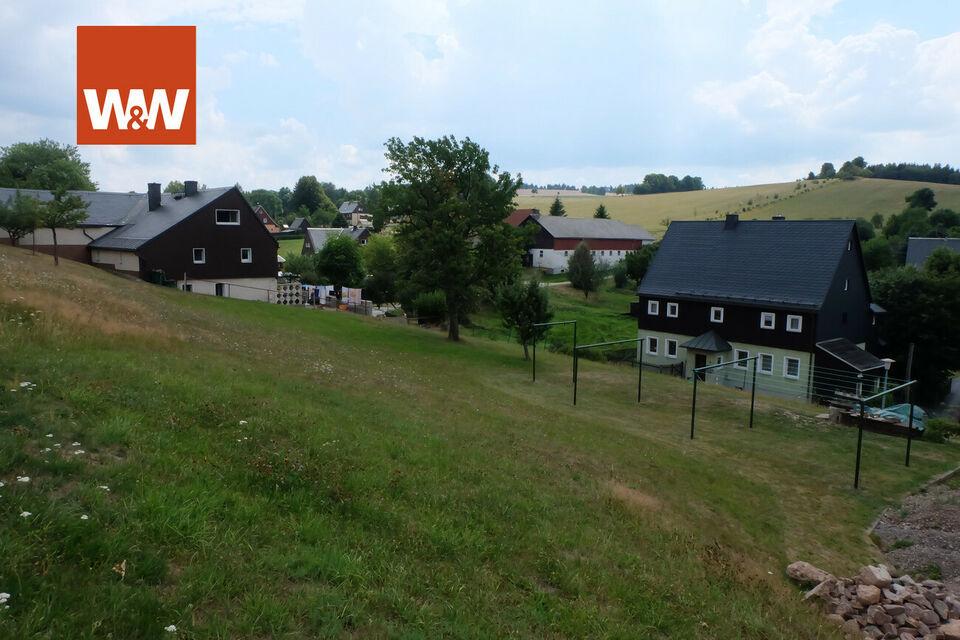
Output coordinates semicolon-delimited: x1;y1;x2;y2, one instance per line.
53;443;61;448
0;481;4;488
80;514;89;520
98;485;110;491
16;476;29;483
71;442;81;447
45;433;53;438
164;624;177;632
42;448;51;453
73;450;85;455
19;511;31;518
0;593;9;605
19;381;31;388
239;420;248;425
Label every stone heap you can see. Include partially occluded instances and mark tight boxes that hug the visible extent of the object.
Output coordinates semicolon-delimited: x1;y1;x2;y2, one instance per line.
786;561;960;640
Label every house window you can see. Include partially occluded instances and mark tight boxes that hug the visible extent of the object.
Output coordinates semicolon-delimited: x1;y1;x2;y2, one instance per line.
192;248;206;264
646;336;659;355
844;278;849;291
710;306;724;323
647;300;659;315
182;283;192;292
240;248;252;263
215;209;240;225
665;339;678;358
539;250;543;257
758;353;773;375
215;283;226;297
666;302;679;318
783;357;801;380
564;251;569;256
734;349;749;368
760;312;776;329
786;315;802;333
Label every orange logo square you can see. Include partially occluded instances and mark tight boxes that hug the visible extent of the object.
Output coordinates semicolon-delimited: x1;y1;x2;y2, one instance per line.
77;26;196;145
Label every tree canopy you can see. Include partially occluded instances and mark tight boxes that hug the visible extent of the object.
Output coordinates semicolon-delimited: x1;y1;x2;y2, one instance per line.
163;180;185;194
314;234;364;293
623;244;659;287
0;139;96;191
290;176;338;224
42;188;89;265
497;278;553;360
244;189;283;218
361;235;398;306
567;242;600;298
383;135;522;340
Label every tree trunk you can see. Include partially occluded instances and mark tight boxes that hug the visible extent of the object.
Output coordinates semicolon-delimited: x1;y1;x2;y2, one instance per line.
51;227;59;265
447;301;459;341
522;340;529;360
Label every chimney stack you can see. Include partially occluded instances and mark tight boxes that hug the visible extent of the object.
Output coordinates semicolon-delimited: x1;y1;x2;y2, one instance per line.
147;183;161;211
723;213;739;230
184;180;198;196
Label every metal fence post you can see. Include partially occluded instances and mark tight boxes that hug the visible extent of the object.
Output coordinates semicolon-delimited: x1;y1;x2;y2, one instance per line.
572;322;578;385
749;356;758;429
905;389;914;468
532;337;536;382
690;375;698;439
637;339;643;403
854;399;865;489
572;349;579;406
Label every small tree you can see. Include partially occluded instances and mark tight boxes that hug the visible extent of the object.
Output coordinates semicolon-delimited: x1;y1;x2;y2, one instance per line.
806;171;816;180
594;204;609;219
362;235;398;307
861;237;895;271
870;212;884;229
549;196;566;217
0;191;41;247
905;187;937;211
314;234;364;297
612;260;628;288
497;278;553;360
818;162;836;179
623;243;659;287
567;242;600;298
163;180;185;194
42;188;88;265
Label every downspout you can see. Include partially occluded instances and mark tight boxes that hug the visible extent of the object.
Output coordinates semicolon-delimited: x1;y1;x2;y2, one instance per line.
807;312;818;403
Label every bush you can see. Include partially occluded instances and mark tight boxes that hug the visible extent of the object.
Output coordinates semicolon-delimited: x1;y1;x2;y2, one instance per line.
612;261;628;289
412;290;447;322
924;418;960;444
283;253;320;284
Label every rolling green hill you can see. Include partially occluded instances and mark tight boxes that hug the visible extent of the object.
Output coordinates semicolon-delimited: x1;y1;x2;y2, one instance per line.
1;245;957;638
517;178;960;235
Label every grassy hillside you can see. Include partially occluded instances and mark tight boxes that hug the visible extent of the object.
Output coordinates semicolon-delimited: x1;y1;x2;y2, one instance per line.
516;178;960;235
278;237;303;257
1;245;958;638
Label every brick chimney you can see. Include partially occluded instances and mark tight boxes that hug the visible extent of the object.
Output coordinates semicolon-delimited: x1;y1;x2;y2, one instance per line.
723;213;739;230
184;180;198;196
147;183;161;211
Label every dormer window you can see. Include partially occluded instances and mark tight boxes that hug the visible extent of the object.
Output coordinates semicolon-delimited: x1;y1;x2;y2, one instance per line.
760;312;775;330
647;300;660;315
666;302;679;318
216;209;240;225
710;306;724;323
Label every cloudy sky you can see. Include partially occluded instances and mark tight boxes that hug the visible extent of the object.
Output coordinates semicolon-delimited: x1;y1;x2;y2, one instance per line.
1;0;959;192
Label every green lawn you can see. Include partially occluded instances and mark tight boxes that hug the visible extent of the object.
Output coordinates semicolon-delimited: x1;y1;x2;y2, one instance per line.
278;236;303;257
1;245;958;639
517;178;960;235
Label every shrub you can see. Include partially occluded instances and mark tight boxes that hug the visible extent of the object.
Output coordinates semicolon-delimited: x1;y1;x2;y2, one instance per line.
924;418;960;444
612;261;628;289
412;290;447;322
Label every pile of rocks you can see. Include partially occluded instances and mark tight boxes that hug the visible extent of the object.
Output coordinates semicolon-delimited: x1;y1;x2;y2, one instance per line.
786;561;960;639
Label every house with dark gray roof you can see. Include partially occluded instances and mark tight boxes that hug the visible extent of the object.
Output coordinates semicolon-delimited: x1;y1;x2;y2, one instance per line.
302;226;371;255
337;201;372;227
1;182;279;302
519;215;654;273
905;237;960;268
633;214;886;401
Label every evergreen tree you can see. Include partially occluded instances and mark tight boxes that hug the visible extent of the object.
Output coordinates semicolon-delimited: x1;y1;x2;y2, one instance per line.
567;242;600;298
594;204;609;219
549;196;566;217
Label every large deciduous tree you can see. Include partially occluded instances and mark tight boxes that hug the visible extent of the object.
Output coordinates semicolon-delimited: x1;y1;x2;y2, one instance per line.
0;191;41;247
290;176;337;224
41;188;89;265
383;135;522;341
0;139;96;191
497;278;553;360
567;242;600;298
362;235;398;307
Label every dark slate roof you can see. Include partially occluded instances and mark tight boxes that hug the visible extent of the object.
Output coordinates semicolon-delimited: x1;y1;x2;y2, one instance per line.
905;237;960;267
289;217;307;231
89;187;232;250
0;187;145;227
816;338;885;372
338;201;361;214
638;218;857;309
530;216;654;241
304;227;368;253
680;330;731;353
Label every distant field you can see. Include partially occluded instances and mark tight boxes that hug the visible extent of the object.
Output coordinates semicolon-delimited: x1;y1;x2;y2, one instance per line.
278;237;303;257
515;178;960;235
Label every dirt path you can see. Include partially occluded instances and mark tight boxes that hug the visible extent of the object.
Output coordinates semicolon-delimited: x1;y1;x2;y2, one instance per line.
873;474;960;591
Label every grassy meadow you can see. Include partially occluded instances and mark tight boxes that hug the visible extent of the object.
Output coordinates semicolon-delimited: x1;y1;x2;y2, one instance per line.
278;236;304;257
1;245;958;638
517;178;960;235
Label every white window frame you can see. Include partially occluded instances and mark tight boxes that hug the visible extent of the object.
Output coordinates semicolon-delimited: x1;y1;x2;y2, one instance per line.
733;349;749;369
760;312;776;330
710;306;724;323
666;302;679;318
646;336;659;356
240;247;252;263
783;356;801;380
758;352;774;375
647;300;660;315
786;314;803;333
192;247;206;264
215;208;240;225
665;339;678;359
